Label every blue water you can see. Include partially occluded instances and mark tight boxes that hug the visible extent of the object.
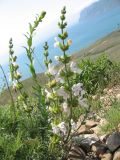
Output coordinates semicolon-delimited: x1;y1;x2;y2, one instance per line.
0;6;120;86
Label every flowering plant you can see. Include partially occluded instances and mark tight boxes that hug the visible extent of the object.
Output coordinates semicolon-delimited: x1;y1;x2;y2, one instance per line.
0;6;90;160
43;7;89;157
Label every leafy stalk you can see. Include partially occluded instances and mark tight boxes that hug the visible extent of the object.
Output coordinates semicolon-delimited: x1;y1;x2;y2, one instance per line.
24;11;46;108
58;6;73;143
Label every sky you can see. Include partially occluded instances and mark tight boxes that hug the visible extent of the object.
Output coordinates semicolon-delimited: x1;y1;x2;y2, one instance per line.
0;0;98;65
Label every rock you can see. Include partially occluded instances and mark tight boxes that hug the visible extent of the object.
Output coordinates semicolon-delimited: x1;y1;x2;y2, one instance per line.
106;132;120;152
118;124;120;132
100;134;109;143
85;120;98;129
83;134;99;139
77;125;86;134
92;126;101;135
92;95;98;100
100;118;108;126
79;135;99;152
77;125;94;135
68;144;86;160
113;148;120;160
101;152;112;160
108;89;113;93
103;88;108;93
91;142;108;157
116;94;120;100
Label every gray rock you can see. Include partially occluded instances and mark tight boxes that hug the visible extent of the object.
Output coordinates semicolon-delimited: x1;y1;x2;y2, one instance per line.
106;132;120;152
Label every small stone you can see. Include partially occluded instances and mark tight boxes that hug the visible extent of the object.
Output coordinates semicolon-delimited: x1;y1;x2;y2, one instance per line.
103;88;108;93
92;126;101;135
91;142;108;156
116;94;120;100
100;96;105;101
118;124;120;132
68;144;86;160
113;148;120;160
100;134;108;143
92;95;98;100
108;89;113;93
106;132;120;152
85;120;98;129
100;118;107;126
77;125;87;134
101;152;112;160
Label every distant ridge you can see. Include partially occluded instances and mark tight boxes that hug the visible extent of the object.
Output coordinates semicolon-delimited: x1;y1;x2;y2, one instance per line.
79;0;120;23
72;30;120;62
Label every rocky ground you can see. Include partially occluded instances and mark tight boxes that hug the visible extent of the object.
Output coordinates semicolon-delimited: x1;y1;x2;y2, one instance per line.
68;85;120;160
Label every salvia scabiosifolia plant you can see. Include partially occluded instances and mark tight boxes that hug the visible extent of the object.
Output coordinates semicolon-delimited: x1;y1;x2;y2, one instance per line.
0;6;95;160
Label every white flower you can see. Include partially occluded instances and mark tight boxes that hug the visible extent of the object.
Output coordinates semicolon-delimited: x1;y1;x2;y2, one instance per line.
51;124;60;135
58;122;67;135
16;71;21;77
55;76;64;83
67;39;72;46
57;86;69;100
48;64;57;75
54;37;60;48
70;62;82;74
78;98;89;108
12;62;17;67
62;102;70;114
54;56;59;61
54;37;58;42
71;119;77;131
55;69;64;83
45;89;52;99
54;41;60;48
72;83;83;96
12;80;18;89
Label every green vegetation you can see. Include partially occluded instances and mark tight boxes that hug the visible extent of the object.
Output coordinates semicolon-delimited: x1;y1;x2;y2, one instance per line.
0;6;119;160
79;55;120;94
101;101;120;134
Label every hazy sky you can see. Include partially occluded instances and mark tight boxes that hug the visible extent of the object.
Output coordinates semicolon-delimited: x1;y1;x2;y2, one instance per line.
0;0;98;65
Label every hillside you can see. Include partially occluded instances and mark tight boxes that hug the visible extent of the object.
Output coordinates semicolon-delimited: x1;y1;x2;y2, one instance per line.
72;30;120;62
0;30;120;106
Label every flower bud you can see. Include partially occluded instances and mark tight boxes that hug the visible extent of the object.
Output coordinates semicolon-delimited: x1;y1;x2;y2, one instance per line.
54;56;59;61
44;51;48;57
60;15;65;21
13;56;17;62
40;11;46;19
67;39;72;46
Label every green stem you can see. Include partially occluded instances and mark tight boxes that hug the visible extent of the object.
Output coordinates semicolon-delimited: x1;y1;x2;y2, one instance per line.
61;25;73;143
0;64;16;120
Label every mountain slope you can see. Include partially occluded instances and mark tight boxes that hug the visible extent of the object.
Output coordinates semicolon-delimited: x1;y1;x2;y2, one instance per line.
72;30;120;62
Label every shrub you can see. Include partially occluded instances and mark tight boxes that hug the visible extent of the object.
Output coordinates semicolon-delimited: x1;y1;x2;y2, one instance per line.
79;55;120;94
